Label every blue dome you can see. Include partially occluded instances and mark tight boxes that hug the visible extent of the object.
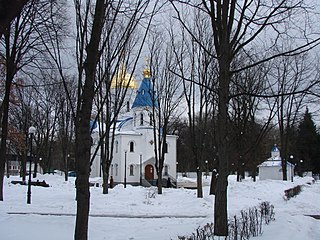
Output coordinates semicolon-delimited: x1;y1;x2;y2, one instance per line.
132;77;158;109
271;145;279;152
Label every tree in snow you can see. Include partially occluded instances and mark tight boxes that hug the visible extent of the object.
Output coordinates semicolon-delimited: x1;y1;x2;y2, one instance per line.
296;108;320;174
171;0;320;236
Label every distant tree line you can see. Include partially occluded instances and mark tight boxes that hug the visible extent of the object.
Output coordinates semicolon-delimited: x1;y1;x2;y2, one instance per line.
174;108;320;177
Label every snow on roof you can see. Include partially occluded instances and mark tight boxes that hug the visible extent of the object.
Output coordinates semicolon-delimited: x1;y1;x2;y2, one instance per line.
259;160;282;167
116;117;133;131
258;159;295;167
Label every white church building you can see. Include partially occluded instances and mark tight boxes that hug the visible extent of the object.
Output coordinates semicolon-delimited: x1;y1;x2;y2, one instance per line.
90;64;177;186
258;145;295;180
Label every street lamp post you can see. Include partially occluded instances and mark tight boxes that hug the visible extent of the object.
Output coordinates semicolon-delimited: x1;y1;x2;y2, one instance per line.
176;162;178;180
299;159;304;177
65;154;70;181
241;161;245;181
124;150;127;188
33;156;38;178
205;160;208;179
139;153;142;186
290;155;294;182
39;158;42;174
6;139;10;178
27;126;36;204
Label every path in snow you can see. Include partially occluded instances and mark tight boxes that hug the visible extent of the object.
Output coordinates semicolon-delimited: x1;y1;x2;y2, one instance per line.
7;212;207;218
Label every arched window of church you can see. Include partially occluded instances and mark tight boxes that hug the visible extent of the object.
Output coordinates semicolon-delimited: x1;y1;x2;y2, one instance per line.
140;113;143;125
134;113;136;126
164;142;168;153
129;165;134;176
149;113;152;125
164;165;169;176
115;164;118;176
129;141;134;152
115;141;118;153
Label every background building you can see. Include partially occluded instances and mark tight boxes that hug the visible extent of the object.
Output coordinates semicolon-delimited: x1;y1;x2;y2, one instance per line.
258;145;295;180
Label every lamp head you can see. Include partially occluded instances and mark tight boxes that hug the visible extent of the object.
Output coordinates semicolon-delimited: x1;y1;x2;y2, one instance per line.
28;126;36;135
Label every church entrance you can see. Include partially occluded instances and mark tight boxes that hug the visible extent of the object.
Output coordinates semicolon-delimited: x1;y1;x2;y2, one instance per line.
145;164;154;180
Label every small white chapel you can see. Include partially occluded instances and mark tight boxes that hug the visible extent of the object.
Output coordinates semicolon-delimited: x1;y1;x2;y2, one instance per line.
90;63;178;186
258;145;295;180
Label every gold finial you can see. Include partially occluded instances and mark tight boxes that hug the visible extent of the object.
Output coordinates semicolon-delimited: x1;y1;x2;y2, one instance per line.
143;56;151;78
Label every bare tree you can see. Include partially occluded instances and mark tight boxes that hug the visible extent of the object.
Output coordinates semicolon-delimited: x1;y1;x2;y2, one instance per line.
171;11;217;197
7;77;35;181
229;52;268;181
0;0;63;201
37;1;157;238
171;0;320;235
148;27;183;194
266;52;314;180
56;77;76;181
70;1;109;239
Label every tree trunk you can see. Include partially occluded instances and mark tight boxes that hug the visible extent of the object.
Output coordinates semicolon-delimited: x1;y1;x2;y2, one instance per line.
33;160;38;178
282;158;288;181
252;166;257;182
74;88;94;240
74;156;90;240
0;56;14;201
102;155;109;194
280;136;288;180
102;171;109;194
214;173;228;235
157;171;163;194
196;169;203;198
214;44;231;236
214;96;229;235
0;168;4;201
237;170;241;182
20;152;27;182
0;0;28;37
64;154;68;182
209;170;217;195
74;1;106;239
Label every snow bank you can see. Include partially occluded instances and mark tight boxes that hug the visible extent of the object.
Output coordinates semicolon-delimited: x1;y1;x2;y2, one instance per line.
0;174;319;240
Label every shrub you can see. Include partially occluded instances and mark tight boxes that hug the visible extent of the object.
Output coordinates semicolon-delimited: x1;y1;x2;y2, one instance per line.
177;201;275;240
284;185;302;200
144;187;157;205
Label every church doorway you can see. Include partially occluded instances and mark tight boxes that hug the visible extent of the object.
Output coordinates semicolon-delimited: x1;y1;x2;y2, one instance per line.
145;164;154;180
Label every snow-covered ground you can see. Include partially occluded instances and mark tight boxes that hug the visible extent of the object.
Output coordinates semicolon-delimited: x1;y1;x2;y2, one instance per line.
0;174;319;240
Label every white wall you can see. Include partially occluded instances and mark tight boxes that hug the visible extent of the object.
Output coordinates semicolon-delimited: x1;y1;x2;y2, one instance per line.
259;165;294;180
90;128;177;183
